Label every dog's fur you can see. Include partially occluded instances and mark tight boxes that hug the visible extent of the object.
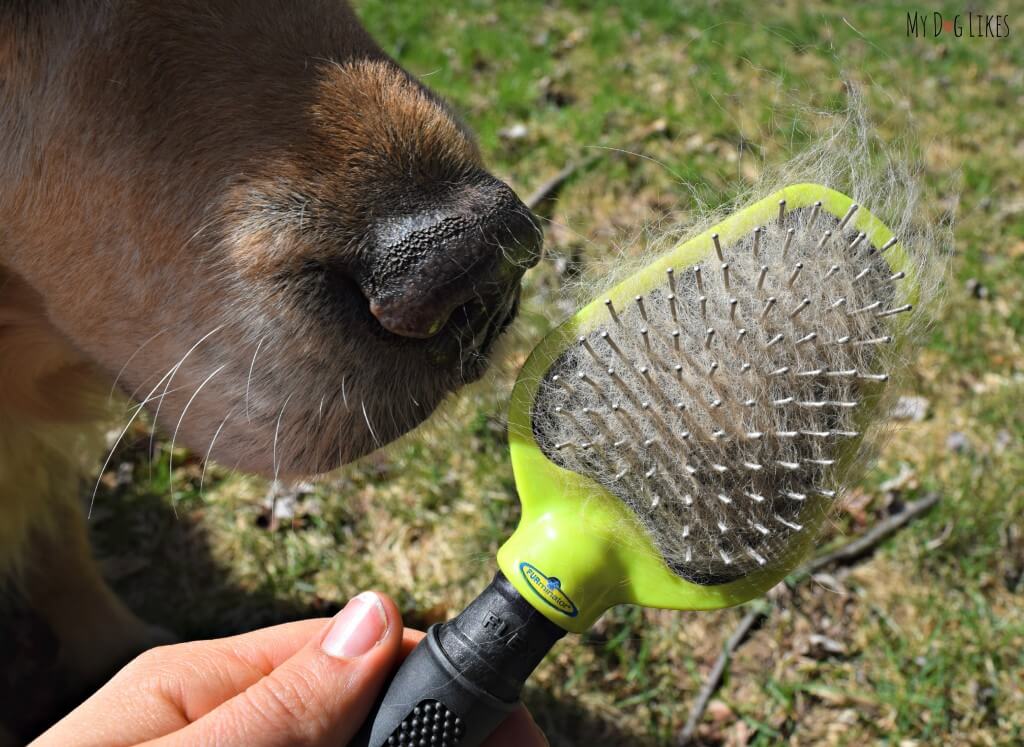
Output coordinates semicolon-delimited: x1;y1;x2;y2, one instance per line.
0;0;539;712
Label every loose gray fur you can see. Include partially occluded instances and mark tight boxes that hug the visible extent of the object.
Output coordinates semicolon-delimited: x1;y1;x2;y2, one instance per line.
532;204;910;585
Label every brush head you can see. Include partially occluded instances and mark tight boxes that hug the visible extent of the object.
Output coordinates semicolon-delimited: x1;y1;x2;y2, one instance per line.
498;184;922;630
530;197;909;586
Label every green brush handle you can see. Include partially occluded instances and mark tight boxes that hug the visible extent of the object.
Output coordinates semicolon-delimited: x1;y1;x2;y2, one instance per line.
351;572;566;747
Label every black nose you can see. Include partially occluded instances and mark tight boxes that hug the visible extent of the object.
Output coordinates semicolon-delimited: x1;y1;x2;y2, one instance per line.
358;177;542;339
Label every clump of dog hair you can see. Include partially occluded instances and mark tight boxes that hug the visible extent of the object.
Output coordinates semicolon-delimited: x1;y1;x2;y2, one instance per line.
571;94;948;318
528;94;949;585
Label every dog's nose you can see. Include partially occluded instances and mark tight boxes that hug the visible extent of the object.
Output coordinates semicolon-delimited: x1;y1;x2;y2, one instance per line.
359;178;542;339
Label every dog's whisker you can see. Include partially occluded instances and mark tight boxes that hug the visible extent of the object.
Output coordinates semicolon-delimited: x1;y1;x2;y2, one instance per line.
142;382;192;406
200;406;235;498
126;357;184;406
524;206;545;251
268;392;295;527
386;400;404;443
134;381;195;407
272;391;294;485
108;327;169;403
312;395;326;476
168;363;226;515
244;336;266;423
88;363;181;518
361;398;381;448
147;324;224;473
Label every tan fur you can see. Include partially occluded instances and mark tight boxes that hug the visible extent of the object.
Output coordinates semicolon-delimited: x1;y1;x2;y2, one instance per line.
0;270;102;574
1;0;532;719
0;269;169;703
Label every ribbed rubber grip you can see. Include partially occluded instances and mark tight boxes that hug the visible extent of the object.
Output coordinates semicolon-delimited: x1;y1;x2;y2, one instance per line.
376;697;465;746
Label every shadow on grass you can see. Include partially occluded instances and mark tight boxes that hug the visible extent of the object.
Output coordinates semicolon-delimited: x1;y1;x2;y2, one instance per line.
526;687;660;747
1;480;655;746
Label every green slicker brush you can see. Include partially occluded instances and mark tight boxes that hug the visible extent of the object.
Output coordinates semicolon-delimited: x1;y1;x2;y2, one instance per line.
355;183;919;747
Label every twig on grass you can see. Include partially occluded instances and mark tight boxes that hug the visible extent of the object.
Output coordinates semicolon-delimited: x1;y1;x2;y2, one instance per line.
676;604;769;746
675;493;940;746
523;153;603;214
801;493;940;577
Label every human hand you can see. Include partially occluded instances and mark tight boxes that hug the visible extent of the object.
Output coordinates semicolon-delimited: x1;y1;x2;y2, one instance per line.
32;591;547;747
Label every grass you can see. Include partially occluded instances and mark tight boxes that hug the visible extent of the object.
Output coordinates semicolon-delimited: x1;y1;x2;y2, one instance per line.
89;1;1023;744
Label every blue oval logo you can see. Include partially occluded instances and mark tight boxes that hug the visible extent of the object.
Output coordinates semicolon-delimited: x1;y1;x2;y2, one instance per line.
519;562;578;617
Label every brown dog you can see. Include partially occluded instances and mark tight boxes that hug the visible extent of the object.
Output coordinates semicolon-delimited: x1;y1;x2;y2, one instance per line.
0;0;540;709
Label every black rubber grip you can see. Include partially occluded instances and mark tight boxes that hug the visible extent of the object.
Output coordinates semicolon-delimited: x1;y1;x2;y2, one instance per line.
351;572;567;747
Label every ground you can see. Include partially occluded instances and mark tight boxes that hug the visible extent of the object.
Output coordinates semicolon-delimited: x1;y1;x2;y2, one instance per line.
73;1;1024;745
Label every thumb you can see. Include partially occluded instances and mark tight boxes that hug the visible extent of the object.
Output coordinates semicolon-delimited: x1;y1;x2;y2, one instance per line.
146;591;402;747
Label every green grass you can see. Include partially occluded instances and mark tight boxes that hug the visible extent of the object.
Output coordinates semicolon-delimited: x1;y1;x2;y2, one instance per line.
90;1;1024;744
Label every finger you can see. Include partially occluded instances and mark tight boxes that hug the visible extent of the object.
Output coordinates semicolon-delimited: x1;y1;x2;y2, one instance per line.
143;591;404;747
401;626;425;657
483;706;548;747
164;619;334;719
31;618;332;747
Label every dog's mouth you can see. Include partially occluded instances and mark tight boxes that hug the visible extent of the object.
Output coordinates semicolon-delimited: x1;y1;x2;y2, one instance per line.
364;282;521;381
448;288;521;373
311;262;520;379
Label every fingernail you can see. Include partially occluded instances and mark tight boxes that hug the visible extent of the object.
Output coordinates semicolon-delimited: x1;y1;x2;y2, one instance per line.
321;591;388;659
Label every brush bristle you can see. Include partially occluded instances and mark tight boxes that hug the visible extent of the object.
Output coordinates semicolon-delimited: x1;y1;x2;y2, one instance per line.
532;202;910;585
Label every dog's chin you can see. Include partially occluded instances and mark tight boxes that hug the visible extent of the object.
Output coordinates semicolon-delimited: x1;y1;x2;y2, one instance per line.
318;312;511;470
194;299;516;479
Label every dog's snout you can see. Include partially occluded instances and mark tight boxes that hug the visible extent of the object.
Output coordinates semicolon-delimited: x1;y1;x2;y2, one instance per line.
359;180;542;339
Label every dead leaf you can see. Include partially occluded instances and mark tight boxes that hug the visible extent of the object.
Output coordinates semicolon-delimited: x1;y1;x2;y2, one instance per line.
707;699;734;722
